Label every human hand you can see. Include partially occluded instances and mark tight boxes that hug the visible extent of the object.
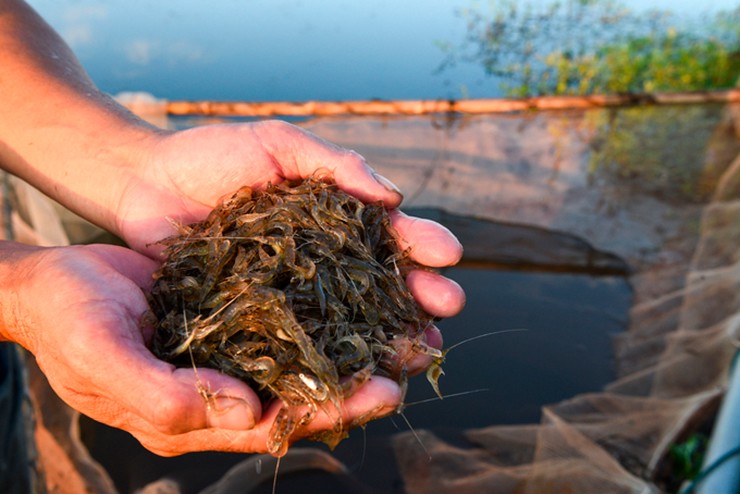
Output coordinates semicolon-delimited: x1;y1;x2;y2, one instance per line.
108;120;464;450
2;0;464;455
0;242;406;456
116;120;466;355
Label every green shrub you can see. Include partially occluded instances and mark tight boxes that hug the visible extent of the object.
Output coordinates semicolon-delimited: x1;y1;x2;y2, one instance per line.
443;1;740;96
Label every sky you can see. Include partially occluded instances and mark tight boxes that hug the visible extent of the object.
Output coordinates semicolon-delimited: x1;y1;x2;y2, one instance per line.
27;0;740;101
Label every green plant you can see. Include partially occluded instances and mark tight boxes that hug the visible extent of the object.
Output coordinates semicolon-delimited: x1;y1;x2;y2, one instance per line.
594;30;740;93
585;104;730;203
441;0;740;97
670;434;708;483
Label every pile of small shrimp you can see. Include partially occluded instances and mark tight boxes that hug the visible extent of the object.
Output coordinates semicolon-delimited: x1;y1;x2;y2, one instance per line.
149;176;434;455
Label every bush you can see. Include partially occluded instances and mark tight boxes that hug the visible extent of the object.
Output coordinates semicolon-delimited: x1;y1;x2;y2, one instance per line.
440;0;740;96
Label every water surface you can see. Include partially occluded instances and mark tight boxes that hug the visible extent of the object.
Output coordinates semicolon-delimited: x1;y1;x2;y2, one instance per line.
81;220;632;493
28;0;738;101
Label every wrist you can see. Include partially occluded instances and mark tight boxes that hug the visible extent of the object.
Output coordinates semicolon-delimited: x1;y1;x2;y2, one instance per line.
0;241;44;352
25;109;160;237
76;117;164;237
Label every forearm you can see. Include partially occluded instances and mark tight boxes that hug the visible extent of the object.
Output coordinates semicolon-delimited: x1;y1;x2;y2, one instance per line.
0;0;159;236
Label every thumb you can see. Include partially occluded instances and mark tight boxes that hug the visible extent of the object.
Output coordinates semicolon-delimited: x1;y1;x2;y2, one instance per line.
137;365;263;434
78;329;263;435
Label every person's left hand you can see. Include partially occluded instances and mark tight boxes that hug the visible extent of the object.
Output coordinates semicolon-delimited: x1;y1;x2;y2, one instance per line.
2;242;404;456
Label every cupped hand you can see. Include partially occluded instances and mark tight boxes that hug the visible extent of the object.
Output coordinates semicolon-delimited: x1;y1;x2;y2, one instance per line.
117;119;466;348
116;120;405;256
4;242;405;456
105;120;465;453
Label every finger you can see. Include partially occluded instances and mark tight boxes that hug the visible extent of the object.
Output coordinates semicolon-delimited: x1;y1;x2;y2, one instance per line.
332;158;404;208
258;121;403;207
386;323;443;376
173;367;262;431
406;325;444;375
137;375;403;456
390;210;463;267
70;321;262;436
131;364;261;435
293;376;402;437
125;375;404;456
130;412;271;457
82;244;159;289
406;270;466;318
134;427;256;457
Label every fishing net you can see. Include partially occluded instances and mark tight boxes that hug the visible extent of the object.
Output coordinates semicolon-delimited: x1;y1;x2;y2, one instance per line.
3;94;739;493
374;104;740;493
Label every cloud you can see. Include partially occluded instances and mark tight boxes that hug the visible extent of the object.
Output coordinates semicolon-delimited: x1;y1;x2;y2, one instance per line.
57;2;108;49
123;38;205;66
166;40;205;64
61;3;108;22
61;24;94;47
124;39;154;65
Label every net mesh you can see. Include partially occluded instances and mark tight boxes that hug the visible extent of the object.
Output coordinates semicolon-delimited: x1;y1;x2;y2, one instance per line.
4;96;739;493
384;102;740;493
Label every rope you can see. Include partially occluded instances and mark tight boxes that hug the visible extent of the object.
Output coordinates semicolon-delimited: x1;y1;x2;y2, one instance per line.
162;89;740;117
679;445;740;494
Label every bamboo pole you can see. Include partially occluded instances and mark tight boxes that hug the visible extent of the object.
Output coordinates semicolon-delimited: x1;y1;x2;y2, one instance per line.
163;89;740;118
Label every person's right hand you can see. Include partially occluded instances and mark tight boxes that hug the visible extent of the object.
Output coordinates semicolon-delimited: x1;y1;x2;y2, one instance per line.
0;242;403;456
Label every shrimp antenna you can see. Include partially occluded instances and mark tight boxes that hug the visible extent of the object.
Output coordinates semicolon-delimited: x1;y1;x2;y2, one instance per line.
445;328;528;353
404;388;490;408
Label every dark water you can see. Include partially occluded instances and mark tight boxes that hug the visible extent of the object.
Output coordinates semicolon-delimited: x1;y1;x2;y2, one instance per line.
81;226;631;493
403;266;630;427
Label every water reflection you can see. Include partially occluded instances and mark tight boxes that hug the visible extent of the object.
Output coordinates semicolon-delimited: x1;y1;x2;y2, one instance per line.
27;0;738;102
28;0;482;101
587;104;734;203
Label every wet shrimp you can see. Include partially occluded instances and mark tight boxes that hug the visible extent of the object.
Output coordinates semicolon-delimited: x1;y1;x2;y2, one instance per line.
149;176;442;455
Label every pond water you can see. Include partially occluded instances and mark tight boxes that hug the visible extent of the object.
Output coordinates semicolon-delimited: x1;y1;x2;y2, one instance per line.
27;0;739;102
81;254;631;494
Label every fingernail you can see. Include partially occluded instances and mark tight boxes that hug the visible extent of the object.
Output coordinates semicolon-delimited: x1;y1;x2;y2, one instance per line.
206;396;256;430
372;172;403;198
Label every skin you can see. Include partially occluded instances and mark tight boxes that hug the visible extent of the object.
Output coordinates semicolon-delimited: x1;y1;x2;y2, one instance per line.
0;0;465;456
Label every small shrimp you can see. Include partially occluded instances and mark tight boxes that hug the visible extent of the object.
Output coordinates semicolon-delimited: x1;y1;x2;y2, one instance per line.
149;177;440;455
